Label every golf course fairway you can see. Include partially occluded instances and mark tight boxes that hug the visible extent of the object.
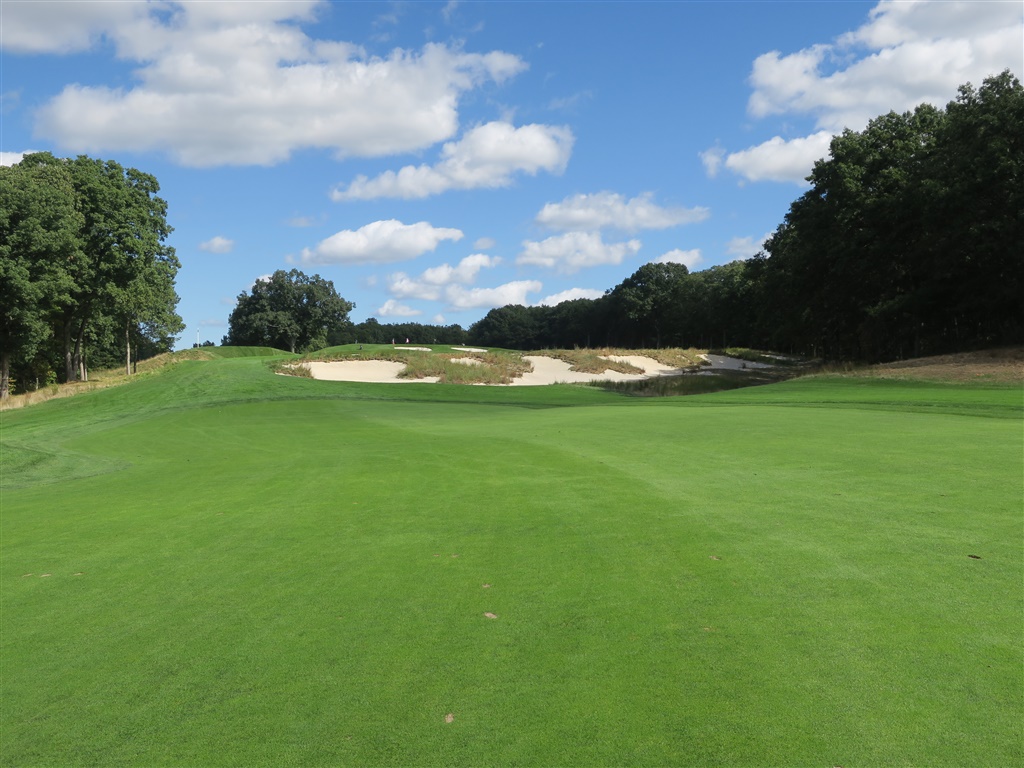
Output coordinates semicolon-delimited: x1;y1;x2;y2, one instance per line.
1;352;1021;766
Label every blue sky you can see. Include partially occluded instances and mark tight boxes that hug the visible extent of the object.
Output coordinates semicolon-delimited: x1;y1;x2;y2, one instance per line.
2;1;1021;347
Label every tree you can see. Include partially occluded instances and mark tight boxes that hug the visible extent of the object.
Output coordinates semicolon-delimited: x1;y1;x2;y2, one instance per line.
606;261;690;347
0;159;82;398
468;305;545;349
1;153;182;394
224;269;354;353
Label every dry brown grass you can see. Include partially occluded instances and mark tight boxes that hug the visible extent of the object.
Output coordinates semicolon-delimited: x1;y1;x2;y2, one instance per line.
851;347;1024;384
542;347;708;373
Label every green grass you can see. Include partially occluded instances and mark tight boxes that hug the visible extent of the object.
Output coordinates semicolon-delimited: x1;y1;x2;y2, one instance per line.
1;355;1021;766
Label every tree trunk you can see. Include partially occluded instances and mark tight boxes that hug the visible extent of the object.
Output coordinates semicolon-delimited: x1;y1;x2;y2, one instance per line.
125;320;132;376
74;314;89;381
1;350;10;400
63;319;74;383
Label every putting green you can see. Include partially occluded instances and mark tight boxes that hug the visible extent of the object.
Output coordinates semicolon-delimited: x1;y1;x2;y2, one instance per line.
1;357;1020;766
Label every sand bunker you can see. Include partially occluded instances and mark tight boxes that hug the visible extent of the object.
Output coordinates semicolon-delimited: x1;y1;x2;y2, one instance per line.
507;356;653;386
301;354;682;386
304;360;439;383
393;346;432;352
452;346;488;353
600;354;678;375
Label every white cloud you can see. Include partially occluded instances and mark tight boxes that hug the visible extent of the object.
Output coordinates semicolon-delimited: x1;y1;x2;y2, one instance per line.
748;2;1022;132
0;150;42;167
473;237;496;250
441;1;460;23
387;274;442;302
699;146;726;179
198;236;235;254
445;280;542;309
300;220;463;265
726;232;773;260
535;192;709;232
332;121;574;200
723;131;833;185
23;3;526;167
654;249;703;269
537;288;604;306
432;314;446;324
517;232;642;274
423;254;501;285
387;254;501;300
378;299;422;317
0;1;153;54
720;1;1023;184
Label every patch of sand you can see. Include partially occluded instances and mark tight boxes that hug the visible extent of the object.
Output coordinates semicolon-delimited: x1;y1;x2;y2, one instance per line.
600;354;678;375
450;357;484;366
393;346;432;351
305;360;439;383
452;346;488;352
507;356;652;386
304;353;686;386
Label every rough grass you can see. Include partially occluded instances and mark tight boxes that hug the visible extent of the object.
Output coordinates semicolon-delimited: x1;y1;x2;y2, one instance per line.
544;347;708;373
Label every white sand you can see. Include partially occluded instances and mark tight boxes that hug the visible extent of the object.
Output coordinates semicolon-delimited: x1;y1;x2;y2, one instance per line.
305;360;439;383
299;353;761;386
599;354;678;375
393;346;432;352
503;358;671;387
450;357;484;366
452;346;488;353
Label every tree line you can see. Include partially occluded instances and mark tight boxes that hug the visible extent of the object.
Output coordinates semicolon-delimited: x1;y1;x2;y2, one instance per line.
221;269;469;351
469;71;1023;360
222;71;1020;362
1;153;182;398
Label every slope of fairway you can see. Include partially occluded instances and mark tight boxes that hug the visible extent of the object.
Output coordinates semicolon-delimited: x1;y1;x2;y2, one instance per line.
1;358;1021;766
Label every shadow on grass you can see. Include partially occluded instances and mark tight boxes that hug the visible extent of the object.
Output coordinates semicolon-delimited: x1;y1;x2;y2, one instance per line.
592;368;799;397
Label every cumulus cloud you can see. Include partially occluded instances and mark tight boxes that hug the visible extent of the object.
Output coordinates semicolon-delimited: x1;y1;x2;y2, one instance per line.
198;236;235;254
749;2;1022;132
332;121;574;200
723;131;834;185
381;248;540;311
473;237;496;250
537;288;604;306
21;2;526;167
0;1;154;54
0;151;36;167
654;249;703;269
726;232;773;260
388;254;501;301
378;299;422;317
699;146;726;179
300;220;463;265
715;1;1023;184
535;192;709;232
517;232;642;274
445;280;543;309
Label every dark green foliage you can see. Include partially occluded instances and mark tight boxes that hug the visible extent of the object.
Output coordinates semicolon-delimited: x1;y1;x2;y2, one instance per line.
224;269;354;353
0;153;182;395
345;318;468;346
469;72;1023;362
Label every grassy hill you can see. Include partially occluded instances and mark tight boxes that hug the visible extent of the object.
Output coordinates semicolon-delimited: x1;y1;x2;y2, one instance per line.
1;352;1020;766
